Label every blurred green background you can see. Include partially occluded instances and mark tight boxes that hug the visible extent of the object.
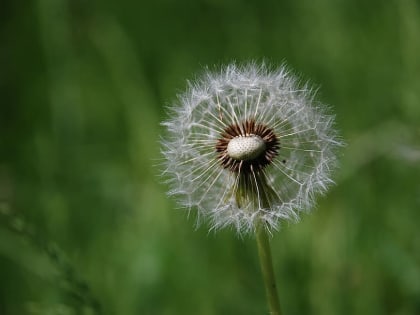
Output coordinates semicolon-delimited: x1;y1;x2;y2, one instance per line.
1;0;420;314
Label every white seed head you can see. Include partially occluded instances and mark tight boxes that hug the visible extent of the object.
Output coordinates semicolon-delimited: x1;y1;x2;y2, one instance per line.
161;62;343;235
227;135;266;161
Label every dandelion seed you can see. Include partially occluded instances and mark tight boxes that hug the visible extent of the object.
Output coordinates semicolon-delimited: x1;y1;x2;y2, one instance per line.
161;62;342;234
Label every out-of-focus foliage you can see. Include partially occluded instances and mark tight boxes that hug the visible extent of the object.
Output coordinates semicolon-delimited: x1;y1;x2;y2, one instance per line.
1;0;419;314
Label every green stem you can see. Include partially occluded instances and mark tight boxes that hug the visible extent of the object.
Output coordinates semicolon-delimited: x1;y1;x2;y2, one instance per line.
256;225;282;315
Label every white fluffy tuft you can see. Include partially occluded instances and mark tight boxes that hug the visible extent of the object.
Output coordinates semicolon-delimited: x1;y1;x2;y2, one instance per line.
161;62;342;235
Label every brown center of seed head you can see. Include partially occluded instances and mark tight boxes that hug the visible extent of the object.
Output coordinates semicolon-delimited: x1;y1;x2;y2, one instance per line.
216;119;280;174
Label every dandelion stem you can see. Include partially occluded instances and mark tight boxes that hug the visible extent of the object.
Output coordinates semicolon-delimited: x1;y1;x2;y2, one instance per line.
256;225;282;315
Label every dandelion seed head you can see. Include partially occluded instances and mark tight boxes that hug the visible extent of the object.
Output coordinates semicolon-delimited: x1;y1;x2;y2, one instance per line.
161;62;342;234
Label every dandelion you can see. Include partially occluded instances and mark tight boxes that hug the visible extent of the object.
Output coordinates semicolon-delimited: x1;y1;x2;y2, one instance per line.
162;63;341;234
161;62;342;314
